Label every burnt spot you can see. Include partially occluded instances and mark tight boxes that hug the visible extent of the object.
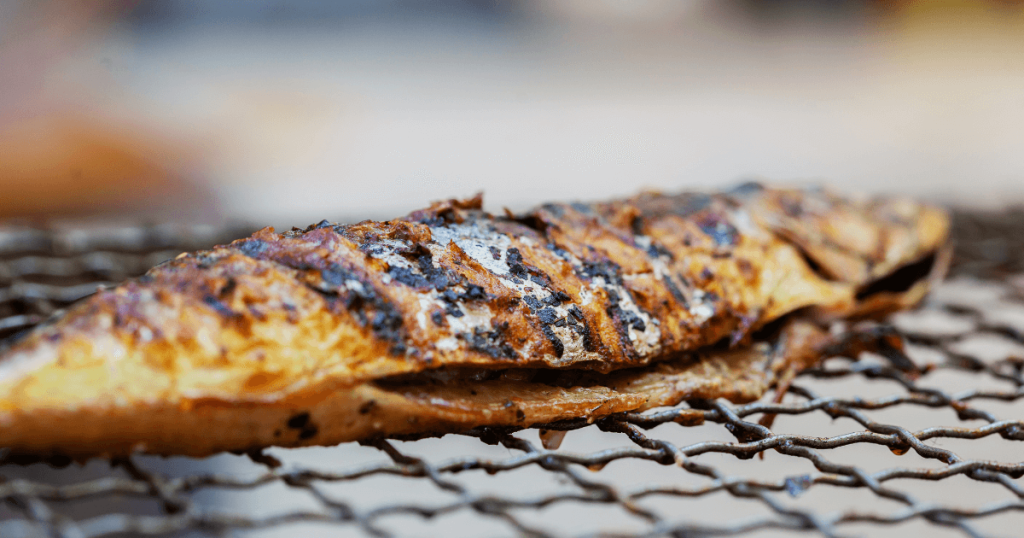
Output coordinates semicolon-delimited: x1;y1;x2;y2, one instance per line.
505;247;554;287
515;409;526;422
438;283;488;319
545;243;573;261
219;277;237;297
645;241;674;260
541;325;565;357
522;295;543;312
319;287;407;354
580;259;622;285
663;275;688;307
444;302;465;318
537;307;559;324
529;273;551;287
372;309;408;354
466;325;519;360
503;247;552;286
462;284;487;301
567;305;585;322
359;400;377;414
506;247;524;266
320;262;356;287
573;319;598;351
299;425;319;440
619;308;647;332
202;295;237;318
542;290;571;306
387;258;449;291
309;265;408;355
488;246;502;260
417;215;446;227
696;213;738;247
604;290;650;356
431;311;445;325
287;412;310;429
236;239;269;259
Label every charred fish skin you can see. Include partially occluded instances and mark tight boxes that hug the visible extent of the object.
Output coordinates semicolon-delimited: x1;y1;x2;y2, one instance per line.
0;184;949;458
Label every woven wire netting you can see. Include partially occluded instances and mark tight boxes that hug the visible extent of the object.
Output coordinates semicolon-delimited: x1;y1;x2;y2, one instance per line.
1;211;1024;538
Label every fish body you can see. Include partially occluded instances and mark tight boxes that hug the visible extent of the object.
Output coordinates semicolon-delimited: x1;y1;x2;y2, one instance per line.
0;184;949;458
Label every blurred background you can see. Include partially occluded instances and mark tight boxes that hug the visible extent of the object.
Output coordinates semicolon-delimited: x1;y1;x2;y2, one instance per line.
1;0;1023;227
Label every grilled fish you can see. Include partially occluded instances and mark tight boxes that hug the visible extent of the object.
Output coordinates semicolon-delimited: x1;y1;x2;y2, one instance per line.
0;183;949;458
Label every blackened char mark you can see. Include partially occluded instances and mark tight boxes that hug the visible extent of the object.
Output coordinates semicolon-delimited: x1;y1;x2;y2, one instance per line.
564;304;599;352
581;259;623;285
299;260;409;355
695;213;739;247
385;248;490;319
466;323;519;360
287;412;319;439
320;262;353;287
545;243;573;261
386;250;450;291
522;295;543;312
235;239;269;258
542;291;571;306
662;275;688;307
296;219;332;233
541;325;564;357
202;294;238;319
630;214;645;236
219;277;237;297
286;412;309;429
603;289;652;360
606;290;646;332
537;307;559;324
645;241;674;260
505;247;552;287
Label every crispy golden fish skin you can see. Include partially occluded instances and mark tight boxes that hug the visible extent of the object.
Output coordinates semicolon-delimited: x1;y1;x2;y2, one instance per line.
2;322;830;459
0;184;949;458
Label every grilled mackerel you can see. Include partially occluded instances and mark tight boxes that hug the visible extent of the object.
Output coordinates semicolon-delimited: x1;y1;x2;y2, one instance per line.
0;183;949;458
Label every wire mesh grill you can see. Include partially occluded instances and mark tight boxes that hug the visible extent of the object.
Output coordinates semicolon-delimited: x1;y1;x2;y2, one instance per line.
1;211;1023;538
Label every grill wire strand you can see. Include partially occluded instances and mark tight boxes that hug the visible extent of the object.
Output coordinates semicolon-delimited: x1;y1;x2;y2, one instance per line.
0;212;1022;538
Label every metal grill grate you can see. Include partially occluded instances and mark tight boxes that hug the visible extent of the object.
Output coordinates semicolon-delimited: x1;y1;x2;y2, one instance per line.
1;211;1023;538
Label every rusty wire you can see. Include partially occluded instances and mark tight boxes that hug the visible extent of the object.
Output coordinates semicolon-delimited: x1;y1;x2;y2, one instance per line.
0;211;1023;538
